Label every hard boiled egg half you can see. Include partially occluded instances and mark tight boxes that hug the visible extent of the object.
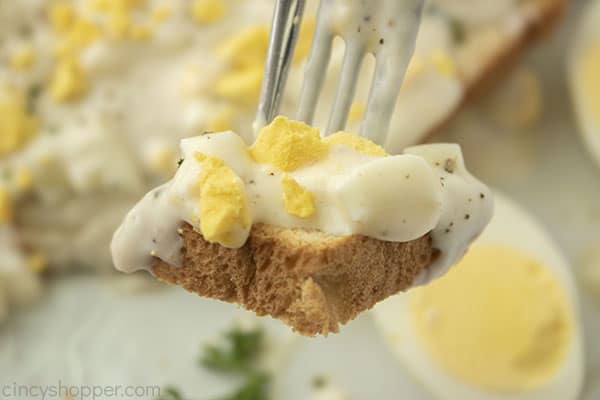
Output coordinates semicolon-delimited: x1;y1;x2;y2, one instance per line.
372;192;584;400
569;0;600;168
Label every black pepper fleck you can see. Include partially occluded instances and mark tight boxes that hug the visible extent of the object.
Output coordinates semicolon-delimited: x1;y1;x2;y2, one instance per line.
363;16;371;22
444;158;456;173
379;38;384;44
445;228;451;233
465;214;470;220
269;172;275;176
405;174;410;179
480;193;485;199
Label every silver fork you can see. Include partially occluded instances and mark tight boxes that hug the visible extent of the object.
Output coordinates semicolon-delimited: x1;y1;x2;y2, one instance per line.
256;0;425;146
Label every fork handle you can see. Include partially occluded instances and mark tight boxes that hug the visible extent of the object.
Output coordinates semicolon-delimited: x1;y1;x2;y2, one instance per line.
254;0;306;135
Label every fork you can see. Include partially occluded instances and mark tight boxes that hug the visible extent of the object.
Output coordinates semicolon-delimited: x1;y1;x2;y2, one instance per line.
256;0;425;146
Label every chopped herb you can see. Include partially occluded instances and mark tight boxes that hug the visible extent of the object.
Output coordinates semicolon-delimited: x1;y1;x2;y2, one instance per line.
200;327;264;373
26;84;42;113
155;386;186;400
449;19;465;44
216;372;270;400
200;326;271;400
312;375;328;389
177;158;185;168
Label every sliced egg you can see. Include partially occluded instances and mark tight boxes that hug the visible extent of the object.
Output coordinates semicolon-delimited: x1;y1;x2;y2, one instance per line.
372;192;584;400
568;0;600;168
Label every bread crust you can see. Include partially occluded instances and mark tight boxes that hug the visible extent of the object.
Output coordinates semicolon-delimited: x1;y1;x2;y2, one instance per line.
153;223;436;336
425;0;566;141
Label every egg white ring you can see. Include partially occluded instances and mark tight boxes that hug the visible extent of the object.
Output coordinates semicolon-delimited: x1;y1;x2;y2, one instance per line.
372;191;585;400
568;0;600;169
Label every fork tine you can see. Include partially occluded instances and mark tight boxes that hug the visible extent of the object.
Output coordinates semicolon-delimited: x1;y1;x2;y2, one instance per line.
297;0;335;125
325;42;364;135
360;0;424;145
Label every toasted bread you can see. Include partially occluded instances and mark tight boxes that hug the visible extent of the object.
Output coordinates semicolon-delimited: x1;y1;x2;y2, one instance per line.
152;223;437;336
426;0;566;139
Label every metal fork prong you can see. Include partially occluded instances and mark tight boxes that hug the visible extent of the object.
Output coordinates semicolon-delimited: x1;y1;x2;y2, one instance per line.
296;1;334;125
325;43;364;135
360;1;424;144
255;0;306;134
359;55;406;144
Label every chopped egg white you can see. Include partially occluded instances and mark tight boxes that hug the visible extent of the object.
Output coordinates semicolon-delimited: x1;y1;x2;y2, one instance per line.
568;0;600;168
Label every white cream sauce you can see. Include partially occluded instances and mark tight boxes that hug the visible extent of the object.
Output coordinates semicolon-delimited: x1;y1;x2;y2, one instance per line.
111;131;493;288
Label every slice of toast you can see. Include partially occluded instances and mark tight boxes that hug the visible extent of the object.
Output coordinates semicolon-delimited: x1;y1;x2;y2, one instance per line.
426;0;566;138
152;223;437;336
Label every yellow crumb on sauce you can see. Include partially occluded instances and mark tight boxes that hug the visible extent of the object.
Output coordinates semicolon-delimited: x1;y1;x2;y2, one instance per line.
194;152;250;246
10;46;36;70
214;65;263;106
14;167;34;191
217;26;269;69
48;2;77;33
0;87;38;156
281;174;316;218
206;106;235;132
148;146;177;176
191;0;227;24
152;4;172;23
213;25;270;106
347;101;365;124
130;24;153;40
431;50;457;78
410;244;572;391
49;56;88;102
250;116;329;172
0;188;12;224
27;253;48;273
324;131;387;156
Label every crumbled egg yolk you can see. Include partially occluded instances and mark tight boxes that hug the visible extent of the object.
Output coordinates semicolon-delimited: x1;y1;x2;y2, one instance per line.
49;2;77;34
49;56;88;102
0;188;12;224
14;167;34;191
324;131;387;156
27;253;48;273
218;26;270;69
410;244;572;391
10;46;36;70
152;4;172;23
405;50;457;84
0;87;38;156
191;0;227;24
431;50;457;78
194;153;250;246
250;116;328;172
281;174;316;218
148;146;177;176
206;106;235;132
579;40;600;125
214;65;264;106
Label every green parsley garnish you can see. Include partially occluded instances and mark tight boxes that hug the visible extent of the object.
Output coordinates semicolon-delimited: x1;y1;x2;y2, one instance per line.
177;158;185;168
155;385;186;400
200;326;270;400
200;327;264;374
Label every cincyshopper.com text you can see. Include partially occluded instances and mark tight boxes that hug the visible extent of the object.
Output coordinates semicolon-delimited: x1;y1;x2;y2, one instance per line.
1;381;162;399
